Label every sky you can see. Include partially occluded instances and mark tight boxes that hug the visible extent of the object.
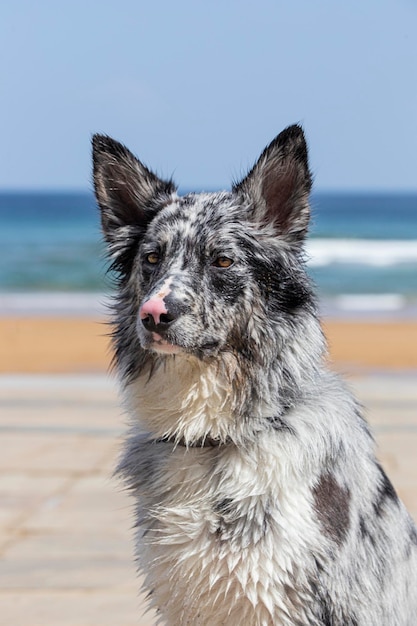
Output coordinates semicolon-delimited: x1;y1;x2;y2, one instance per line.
0;0;416;191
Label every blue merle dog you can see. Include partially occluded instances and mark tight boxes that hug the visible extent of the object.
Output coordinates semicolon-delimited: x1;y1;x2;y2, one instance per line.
92;125;417;625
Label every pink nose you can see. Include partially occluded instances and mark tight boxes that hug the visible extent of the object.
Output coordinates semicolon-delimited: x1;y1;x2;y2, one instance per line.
139;297;168;326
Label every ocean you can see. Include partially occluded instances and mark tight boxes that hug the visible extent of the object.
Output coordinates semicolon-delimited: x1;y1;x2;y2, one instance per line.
0;191;416;317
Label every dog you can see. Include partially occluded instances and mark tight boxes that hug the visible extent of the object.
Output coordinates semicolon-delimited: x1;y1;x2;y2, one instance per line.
92;125;417;625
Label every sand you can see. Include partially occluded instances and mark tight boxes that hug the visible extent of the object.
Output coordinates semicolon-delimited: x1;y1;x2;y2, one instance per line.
0;317;416;373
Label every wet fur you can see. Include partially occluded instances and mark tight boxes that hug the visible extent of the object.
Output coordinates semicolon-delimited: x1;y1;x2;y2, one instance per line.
93;125;417;625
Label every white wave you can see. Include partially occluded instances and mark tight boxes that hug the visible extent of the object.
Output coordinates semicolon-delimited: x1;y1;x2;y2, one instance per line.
306;239;417;267
0;292;110;316
319;294;417;318
335;294;406;312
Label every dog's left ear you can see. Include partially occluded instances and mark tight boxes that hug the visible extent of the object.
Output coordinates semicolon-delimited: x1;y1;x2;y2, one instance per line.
233;124;312;244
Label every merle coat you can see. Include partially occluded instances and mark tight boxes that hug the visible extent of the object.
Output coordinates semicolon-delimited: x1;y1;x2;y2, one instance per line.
93;125;417;625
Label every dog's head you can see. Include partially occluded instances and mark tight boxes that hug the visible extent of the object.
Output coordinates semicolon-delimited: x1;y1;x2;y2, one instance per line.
93;125;317;375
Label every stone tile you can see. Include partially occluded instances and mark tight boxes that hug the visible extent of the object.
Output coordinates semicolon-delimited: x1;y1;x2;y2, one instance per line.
0;434;56;471
0;589;157;626
23;476;132;533
370;408;417;427
0;534;12;552
0;433;116;474
0;555;136;589
0;473;68;533
396;487;417;522
0;374;118;399
351;375;417;422
0;372;416;626
0;374;123;433
0;404;123;432
351;374;417;401
31;437;116;474
3;530;133;561
377;433;417;477
375;432;417;517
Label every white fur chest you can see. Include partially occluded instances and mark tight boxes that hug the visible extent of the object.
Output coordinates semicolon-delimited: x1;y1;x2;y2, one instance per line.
123;431;322;626
124;355;237;443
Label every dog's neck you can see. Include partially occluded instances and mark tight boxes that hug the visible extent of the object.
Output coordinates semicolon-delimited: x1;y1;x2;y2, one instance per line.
123;353;237;445
123;349;306;446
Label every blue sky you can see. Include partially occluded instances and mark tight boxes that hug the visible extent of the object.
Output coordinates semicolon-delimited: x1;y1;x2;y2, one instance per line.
0;0;416;191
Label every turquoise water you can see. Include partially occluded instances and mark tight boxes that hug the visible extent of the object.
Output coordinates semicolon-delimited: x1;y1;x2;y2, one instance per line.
0;192;104;292
0;191;416;307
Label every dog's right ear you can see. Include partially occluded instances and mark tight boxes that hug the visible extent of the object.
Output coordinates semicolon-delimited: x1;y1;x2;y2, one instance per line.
92;134;176;243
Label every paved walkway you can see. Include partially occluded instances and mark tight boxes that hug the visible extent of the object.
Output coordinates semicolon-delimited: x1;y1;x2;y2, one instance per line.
0;372;416;625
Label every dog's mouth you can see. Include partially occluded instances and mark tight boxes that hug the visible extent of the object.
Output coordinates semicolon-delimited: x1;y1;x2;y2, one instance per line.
143;331;221;358
149;332;183;355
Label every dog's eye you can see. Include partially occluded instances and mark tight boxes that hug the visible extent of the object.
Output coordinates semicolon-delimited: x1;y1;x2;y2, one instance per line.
146;252;160;265
213;256;234;268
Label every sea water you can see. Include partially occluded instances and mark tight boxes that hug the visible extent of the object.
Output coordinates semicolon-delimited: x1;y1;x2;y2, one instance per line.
0;191;416;316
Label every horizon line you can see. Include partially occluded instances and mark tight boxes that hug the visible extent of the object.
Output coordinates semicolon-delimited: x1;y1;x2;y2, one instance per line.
0;187;416;196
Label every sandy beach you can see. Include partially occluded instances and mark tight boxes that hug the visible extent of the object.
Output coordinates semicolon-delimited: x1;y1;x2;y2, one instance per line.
0;316;416;373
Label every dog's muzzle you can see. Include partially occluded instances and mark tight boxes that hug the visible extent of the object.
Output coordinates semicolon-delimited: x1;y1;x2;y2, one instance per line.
138;291;186;354
139;291;180;334
138;289;220;357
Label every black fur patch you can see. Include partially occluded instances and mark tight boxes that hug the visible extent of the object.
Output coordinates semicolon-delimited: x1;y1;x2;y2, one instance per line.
313;473;351;546
316;600;358;626
247;253;313;316
213;497;271;545
108;227;143;280
214;497;237;540
214;498;234;516
403;522;417;561
358;515;377;549
266;414;295;433
373;463;399;517
309;577;359;626
208;264;247;305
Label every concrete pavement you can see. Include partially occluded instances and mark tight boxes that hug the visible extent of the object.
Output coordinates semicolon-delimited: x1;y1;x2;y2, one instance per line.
0;372;416;625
